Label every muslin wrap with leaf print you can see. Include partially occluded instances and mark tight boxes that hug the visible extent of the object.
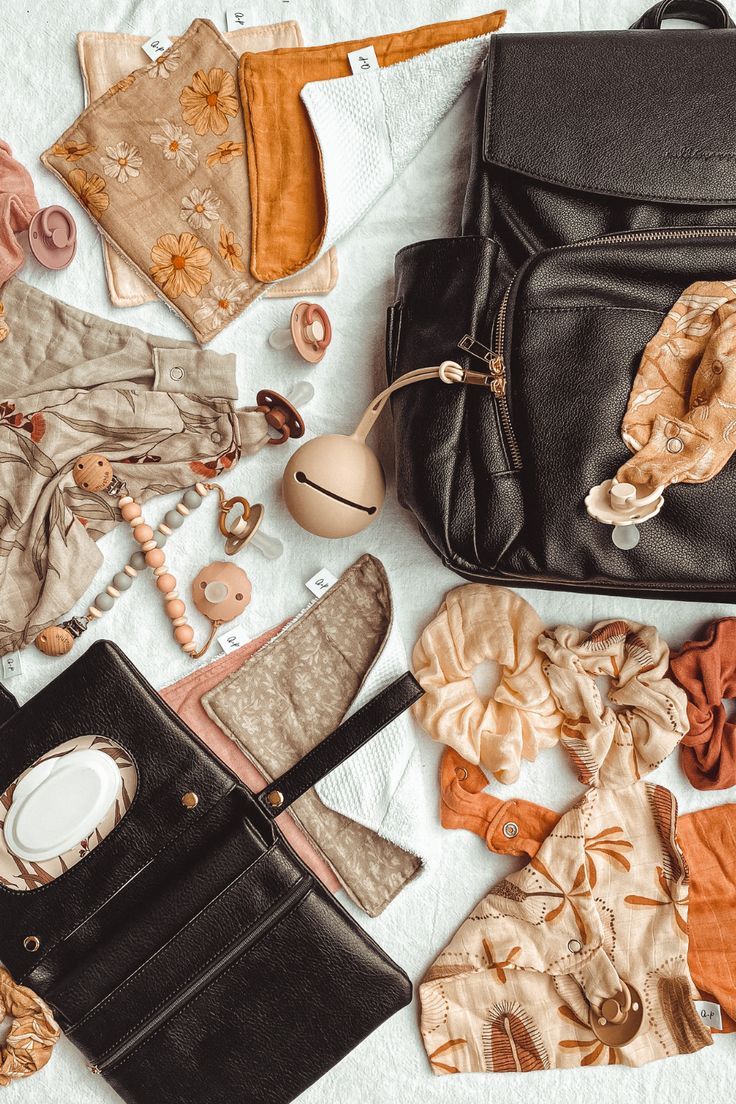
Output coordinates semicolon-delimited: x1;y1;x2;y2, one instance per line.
618;279;736;493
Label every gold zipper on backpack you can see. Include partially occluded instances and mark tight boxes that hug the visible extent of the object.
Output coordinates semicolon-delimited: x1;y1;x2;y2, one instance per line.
459;226;736;476
459;286;522;469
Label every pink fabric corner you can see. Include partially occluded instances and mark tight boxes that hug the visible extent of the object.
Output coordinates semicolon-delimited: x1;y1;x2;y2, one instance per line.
161;626;341;894
0;140;38;286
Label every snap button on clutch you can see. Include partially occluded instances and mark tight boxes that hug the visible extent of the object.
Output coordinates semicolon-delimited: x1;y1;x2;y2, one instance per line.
266;790;284;809
181;792;199;809
23;936;41;953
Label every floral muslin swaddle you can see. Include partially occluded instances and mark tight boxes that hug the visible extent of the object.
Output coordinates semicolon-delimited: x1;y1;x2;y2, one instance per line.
43;19;272;344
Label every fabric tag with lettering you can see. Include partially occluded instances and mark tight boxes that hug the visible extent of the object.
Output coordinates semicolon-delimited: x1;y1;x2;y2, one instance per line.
694;1000;723;1031
306;569;338;598
347;45;379;75
141;33;174;62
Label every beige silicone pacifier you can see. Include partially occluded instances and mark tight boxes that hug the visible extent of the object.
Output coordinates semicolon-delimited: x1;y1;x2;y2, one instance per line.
585;478;665;549
283;359;506;539
191;561;251;656
268;302;332;364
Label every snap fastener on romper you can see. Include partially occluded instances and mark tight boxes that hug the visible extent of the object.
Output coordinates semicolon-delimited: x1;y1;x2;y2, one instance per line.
567;939;582;953
170;366;184;381
502;821;519;839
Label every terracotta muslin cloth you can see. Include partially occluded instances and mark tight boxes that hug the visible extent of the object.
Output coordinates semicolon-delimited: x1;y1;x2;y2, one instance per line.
670;617;736;790
420;618;708;1073
44;19;293;344
0;277;271;655
412;585;563;784
0;140;39;288
240;10;506;283
0;966;60;1085
440;749;736;1034
678;804;736;1032
618;280;736;494
76;23;337;308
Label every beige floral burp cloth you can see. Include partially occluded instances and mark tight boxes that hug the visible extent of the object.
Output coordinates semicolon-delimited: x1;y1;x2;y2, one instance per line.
202;554;427;917
42;19;330;344
76;21;337;309
618;280;736;493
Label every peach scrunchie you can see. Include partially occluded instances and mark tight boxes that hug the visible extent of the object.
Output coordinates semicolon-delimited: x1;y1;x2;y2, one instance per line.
411;585;562;784
670;617;736;791
0;966;60;1085
538;619;688;788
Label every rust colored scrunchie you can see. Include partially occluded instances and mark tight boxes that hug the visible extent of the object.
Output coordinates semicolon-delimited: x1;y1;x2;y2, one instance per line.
670;617;736;790
0;965;60;1085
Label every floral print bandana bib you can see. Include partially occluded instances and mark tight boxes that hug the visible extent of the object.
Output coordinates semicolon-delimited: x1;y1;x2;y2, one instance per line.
43;19;265;344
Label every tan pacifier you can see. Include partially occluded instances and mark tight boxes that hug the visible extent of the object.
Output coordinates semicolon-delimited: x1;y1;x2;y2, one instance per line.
585;478;665;549
282;359;506;539
268;302;332;364
589;982;644;1047
257;381;314;445
192;562;251;623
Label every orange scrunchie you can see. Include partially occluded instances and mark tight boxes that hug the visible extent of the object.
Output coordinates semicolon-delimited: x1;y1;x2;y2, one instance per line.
0;966;60;1085
670;618;736;790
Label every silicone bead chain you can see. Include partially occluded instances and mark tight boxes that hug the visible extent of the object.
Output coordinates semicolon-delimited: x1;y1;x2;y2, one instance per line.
34;480;212;657
118;483;210;656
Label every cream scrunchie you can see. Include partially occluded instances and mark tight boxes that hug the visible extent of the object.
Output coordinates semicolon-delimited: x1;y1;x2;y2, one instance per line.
538;619;688;788
0;965;60;1085
412;585;563;783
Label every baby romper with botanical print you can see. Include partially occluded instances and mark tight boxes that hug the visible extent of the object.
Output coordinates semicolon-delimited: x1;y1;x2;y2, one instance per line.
420;620;712;1073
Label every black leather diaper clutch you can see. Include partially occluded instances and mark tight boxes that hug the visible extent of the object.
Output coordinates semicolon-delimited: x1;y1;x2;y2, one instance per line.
0;642;419;1104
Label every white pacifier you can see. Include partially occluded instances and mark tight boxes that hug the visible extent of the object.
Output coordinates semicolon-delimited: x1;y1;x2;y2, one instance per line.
3;748;121;862
585;478;665;550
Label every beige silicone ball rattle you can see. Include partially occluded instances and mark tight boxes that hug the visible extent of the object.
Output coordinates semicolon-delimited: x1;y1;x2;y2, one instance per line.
585;478;665;549
283;359;506;539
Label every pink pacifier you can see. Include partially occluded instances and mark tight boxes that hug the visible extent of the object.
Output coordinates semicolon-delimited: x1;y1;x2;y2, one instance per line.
28;205;77;270
268;302;332;364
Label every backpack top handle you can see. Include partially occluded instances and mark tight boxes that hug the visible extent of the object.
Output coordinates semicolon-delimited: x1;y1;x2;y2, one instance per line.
631;0;735;28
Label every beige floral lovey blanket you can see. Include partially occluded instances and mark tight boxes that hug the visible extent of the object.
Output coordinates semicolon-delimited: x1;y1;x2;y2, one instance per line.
43;19;273;344
618;279;736;493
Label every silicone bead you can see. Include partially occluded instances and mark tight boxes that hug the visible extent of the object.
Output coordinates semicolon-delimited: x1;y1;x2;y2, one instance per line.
145;548;165;568
183;489;202;510
155;531;168;547
130;551;147;570
133;524;154;544
165;598;186;620
120;502;139;523
113;572;133;591
174;624;195;645
94;593;115;612
164;510;184;529
156;574;177;594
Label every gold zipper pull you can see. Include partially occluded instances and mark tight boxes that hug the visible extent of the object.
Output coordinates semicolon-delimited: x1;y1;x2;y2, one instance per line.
458;334;494;365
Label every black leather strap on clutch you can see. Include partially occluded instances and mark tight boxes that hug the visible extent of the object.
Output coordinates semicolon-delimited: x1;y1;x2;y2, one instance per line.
0;641;420;1104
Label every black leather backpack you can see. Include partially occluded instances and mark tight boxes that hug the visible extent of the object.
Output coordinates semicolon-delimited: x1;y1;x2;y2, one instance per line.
388;0;736;600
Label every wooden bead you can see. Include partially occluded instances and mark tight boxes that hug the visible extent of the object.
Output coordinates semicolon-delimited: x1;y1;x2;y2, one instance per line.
120;502;139;522
158;523;172;536
106;586;121;599
119;495;133;507
73;454;112;493
124;565;137;578
35;625;74;656
195;483;208;497
133;524;153;544
166;598;186;620
183;642;197;655
174;624;195;645
156;573;177;594
88;606;103;619
145;548;165;568
176;503;189;516
141;540;157;552
172;616;187;628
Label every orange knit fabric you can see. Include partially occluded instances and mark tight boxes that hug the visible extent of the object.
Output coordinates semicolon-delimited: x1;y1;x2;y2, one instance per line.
670;617;736;790
239;11;506;283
